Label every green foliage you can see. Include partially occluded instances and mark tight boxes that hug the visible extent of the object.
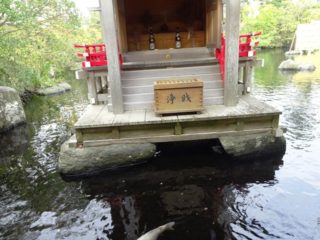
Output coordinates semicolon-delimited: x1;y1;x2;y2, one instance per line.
241;0;320;48
0;0;101;92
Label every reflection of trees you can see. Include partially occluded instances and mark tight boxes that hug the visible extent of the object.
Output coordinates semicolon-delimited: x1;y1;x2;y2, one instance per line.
281;84;318;149
254;49;288;87
81;154;282;239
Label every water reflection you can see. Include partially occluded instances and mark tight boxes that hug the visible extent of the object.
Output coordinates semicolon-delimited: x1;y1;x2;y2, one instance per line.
78;153;283;240
0;125;29;158
0;78;88;240
255;50;320;151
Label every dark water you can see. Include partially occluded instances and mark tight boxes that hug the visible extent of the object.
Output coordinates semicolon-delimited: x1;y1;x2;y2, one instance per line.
1;49;320;240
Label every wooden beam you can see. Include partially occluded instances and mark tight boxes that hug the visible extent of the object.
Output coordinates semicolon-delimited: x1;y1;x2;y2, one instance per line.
100;0;124;113
224;0;240;106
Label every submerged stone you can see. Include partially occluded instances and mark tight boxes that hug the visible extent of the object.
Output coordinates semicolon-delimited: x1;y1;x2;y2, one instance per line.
0;86;26;133
58;142;157;177
36;82;71;96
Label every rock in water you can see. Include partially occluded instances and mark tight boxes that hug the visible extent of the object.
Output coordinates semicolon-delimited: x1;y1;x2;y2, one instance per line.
35;82;71;96
0;86;26;133
278;59;300;70
137;222;175;240
279;59;316;72
58;142;156;177
299;63;316;72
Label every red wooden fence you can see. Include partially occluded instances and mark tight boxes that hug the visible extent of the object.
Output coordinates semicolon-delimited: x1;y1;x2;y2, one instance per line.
216;32;262;80
74;44;123;68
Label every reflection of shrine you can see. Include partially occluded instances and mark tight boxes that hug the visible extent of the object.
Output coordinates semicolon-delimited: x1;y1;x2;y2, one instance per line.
81;155;282;239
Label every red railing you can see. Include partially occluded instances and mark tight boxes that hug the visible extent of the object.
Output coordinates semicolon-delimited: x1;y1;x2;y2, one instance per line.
216;32;262;80
74;44;123;68
239;32;262;57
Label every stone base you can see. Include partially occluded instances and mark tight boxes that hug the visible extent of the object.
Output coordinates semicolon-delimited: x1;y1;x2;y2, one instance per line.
58;140;157;177
59;129;286;178
219;128;286;161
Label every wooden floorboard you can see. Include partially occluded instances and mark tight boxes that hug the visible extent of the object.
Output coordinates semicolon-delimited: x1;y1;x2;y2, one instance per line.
161;114;179;123
93;105;115;126
74;96;280;129
145;109;163;124
75;105;105;127
242;96;279;113
127;110;146;125
112;112;130;126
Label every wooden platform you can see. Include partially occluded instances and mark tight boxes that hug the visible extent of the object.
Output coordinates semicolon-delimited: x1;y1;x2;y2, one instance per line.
72;96;281;147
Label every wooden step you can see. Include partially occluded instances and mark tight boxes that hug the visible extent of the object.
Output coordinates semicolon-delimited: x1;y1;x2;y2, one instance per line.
122;82;223;95
204;96;224;105
121;96;224;111
108;63;224;111
124;47;213;62
122;73;223;87
121;65;220;80
121;88;224;103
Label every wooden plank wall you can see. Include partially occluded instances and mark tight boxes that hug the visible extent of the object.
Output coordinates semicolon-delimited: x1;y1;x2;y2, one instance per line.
206;0;222;48
117;0;128;53
127;31;205;51
116;0;223;51
124;0;206;51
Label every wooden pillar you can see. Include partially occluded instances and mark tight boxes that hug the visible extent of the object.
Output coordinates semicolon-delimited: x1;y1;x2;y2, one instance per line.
243;61;252;95
102;76;108;90
88;72;98;104
100;0;124;113
96;76;103;93
224;0;240;106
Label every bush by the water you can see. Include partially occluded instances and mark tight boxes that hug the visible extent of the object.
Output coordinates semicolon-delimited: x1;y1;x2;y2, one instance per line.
0;0;101;93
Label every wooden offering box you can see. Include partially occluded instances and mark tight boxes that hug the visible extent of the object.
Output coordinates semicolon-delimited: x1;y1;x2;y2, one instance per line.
154;79;204;114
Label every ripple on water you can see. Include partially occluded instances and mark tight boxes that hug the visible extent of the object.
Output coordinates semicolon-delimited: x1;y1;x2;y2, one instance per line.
25;199;113;240
224;179;320;240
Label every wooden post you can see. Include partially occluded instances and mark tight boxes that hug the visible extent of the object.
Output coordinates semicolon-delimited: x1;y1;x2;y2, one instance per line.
88;72;98;104
102;76;108;90
96;76;103;93
224;0;240;106
100;0;124;113
243;61;252;95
